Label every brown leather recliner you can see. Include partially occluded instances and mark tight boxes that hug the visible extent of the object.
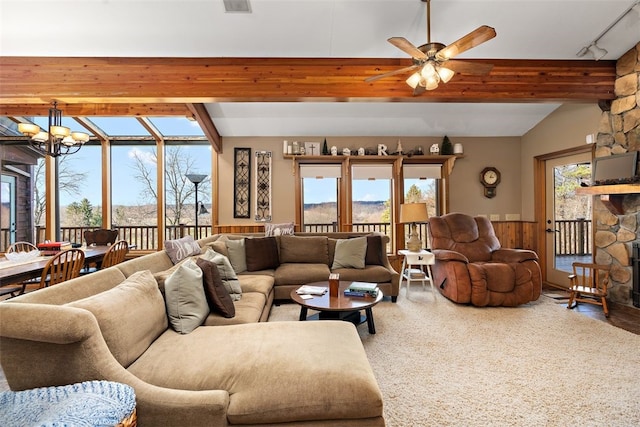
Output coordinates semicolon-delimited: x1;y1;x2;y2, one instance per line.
428;212;541;307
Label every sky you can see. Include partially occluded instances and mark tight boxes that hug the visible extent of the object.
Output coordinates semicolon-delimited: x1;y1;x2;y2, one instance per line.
32;117;210;207
55;144;212;207
303;178;434;204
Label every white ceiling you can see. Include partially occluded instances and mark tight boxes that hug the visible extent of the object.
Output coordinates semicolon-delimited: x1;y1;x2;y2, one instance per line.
2;0;639;137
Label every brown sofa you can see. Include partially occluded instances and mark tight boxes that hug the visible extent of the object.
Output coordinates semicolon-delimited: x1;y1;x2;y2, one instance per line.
429;212;542;307
0;234;386;426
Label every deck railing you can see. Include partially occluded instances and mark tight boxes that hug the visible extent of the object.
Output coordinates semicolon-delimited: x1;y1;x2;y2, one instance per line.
554;218;592;256
30;225;211;251
0;219;591;255
302;222;393;235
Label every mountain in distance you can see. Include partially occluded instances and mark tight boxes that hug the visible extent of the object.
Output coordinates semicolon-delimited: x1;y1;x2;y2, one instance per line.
304;200;387;224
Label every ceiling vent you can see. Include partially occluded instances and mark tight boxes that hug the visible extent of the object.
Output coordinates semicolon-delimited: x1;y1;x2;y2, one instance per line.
224;0;251;13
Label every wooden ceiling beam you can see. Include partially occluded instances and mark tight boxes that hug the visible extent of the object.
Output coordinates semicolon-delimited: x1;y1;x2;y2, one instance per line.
186;103;222;153
0;103;193;117
0;57;616;105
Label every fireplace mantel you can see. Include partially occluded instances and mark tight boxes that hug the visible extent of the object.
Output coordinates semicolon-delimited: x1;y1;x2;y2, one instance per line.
576;184;640;215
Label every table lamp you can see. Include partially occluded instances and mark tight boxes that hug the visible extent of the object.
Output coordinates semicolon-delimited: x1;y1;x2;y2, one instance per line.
400;203;429;252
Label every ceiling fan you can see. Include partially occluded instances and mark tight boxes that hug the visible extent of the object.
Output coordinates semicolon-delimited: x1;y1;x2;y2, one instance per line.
366;0;496;95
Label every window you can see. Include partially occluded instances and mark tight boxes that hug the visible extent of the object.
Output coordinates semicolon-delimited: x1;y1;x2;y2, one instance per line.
403;164;441;248
111;144;159;250
166;144;212;240
351;164;393;244
58;145;103;242
300;165;341;232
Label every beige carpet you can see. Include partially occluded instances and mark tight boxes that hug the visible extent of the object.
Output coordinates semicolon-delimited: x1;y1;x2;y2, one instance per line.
268;289;640;427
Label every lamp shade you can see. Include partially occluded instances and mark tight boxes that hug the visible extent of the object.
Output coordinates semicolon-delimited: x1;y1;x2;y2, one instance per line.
186;173;207;185
18;123;40;137
400;203;428;224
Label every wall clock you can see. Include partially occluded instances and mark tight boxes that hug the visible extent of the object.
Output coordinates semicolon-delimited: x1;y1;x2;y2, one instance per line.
480;167;501;198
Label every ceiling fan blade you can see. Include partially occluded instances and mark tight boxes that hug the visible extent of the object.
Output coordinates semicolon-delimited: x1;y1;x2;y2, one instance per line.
436;25;496;61
444;60;494;75
365;65;419;82
388;37;427;60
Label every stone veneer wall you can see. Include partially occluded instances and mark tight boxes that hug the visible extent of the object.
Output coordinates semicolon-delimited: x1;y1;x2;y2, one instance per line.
593;42;640;306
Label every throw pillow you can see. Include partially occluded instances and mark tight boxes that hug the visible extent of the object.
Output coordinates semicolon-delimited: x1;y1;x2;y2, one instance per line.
365;234;385;266
225;238;247;273
210;253;243;301
164;259;209;334
245;236;280;271
68;270;167;368
279;235;329;264
195;258;235;318
264;222;295;237
331;236;367;269
164;235;201;264
205;235;229;257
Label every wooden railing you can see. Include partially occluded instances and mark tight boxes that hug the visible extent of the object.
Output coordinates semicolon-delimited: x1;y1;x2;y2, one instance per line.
302;222;393;235
2;219;585;255
554;219;592;256
28;225;213;251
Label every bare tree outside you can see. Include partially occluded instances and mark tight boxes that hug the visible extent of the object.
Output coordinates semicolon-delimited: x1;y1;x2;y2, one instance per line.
554;163;591;220
129;146;210;226
33;157;88;226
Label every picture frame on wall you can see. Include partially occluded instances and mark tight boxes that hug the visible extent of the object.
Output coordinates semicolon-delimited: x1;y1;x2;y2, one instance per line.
233;147;251;218
254;151;272;222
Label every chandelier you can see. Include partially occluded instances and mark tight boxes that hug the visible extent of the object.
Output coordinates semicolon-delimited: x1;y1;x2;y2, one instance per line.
18;102;90;157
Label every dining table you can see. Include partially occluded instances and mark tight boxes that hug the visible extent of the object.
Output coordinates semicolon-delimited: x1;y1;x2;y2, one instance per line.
0;246;110;287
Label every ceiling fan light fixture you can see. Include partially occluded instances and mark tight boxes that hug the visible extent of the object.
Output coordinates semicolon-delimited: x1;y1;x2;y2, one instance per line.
437;66;455;83
406;72;422;89
425;75;439;90
420;62;437;79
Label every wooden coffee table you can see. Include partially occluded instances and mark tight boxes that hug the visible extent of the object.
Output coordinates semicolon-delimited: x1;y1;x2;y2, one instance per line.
290;281;384;334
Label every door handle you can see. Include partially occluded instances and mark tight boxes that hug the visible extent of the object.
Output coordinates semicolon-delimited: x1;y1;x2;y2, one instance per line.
545;228;560;233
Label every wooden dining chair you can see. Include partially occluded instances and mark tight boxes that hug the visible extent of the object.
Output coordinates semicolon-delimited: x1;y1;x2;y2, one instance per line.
80;240;129;275
38;249;85;289
1;242;41;297
84;229;119;246
101;240;129;269
7;242;38;253
567;262;611;317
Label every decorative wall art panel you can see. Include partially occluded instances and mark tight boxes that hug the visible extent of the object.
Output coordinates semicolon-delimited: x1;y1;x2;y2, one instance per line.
233;148;251;218
254;151;272;222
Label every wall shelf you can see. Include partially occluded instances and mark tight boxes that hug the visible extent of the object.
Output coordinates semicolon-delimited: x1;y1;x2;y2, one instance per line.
283;154;463;176
576;184;640;215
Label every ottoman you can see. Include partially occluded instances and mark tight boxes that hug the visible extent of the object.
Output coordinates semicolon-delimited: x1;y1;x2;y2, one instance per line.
0;380;136;427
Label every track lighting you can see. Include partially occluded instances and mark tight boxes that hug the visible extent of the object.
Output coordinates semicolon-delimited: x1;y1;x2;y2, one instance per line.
576;0;640;61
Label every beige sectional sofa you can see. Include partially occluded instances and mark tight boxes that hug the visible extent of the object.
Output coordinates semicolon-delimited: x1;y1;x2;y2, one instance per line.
200;232;400;304
0;231;393;426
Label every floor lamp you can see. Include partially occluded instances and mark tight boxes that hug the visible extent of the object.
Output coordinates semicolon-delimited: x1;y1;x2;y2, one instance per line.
400;203;429;252
186;174;207;239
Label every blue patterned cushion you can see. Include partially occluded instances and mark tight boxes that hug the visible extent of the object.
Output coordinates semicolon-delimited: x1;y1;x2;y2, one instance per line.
0;381;136;427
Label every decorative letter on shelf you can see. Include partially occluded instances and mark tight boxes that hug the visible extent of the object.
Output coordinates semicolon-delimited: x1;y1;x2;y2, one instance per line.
254;151;272;222
233;148;251;218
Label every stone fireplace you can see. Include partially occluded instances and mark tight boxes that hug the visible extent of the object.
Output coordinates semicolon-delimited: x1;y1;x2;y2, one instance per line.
592;42;640;307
